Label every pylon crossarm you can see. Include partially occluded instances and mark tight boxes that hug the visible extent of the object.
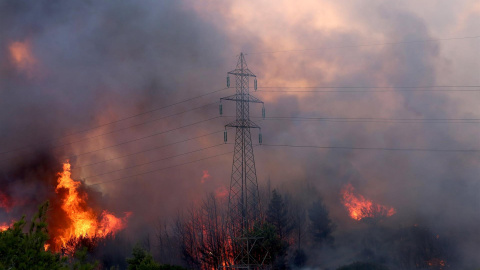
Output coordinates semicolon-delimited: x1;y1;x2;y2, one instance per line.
225;119;261;129
227;70;256;77
220;94;264;104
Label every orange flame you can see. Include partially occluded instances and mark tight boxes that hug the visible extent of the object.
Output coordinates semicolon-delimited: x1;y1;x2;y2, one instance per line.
0;222;11;232
214;186;228;199
341;183;396;221
9;40;37;74
427;258;446;268
52;161;130;251
201;170;211;184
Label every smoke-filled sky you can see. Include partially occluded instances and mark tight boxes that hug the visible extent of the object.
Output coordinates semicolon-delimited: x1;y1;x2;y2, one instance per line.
1;0;480;266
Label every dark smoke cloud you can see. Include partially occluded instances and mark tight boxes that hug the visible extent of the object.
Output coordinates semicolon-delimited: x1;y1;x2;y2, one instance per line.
0;0;231;226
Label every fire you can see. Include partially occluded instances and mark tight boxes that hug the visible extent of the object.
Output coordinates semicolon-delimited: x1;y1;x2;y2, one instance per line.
0;191;13;212
214;186;228;199
8;40;37;74
201;170;211;183
0;222;11;231
51;161;130;251
426;258;446;269
341;183;396;221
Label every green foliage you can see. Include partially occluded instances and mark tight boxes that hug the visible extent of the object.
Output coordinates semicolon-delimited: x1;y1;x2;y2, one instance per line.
308;199;335;245
336;261;389;270
0;201;101;270
0;201;67;270
126;245;160;270
127;245;186;270
72;247;98;270
266;189;290;240
265;190;292;269
247;222;286;267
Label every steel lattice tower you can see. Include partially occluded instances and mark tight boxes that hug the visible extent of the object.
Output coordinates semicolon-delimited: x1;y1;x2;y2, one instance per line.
220;53;266;269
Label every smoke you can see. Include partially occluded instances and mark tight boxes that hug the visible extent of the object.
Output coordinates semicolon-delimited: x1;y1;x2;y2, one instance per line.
0;0;479;268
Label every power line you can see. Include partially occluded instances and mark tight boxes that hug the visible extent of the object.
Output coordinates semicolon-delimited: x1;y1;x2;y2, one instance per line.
87;150;233;186
246;35;480;55
7;102;217;161
260;143;480;153
62;87;228;136
62;115;224;161
256;87;480;93
83;143;228;180
0;87;229;157
251;116;480;124
257;85;479;89
85;140;480;187
76;129;226;169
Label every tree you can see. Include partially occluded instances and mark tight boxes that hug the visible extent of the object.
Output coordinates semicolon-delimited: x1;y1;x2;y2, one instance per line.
248;222;285;267
336;261;389;270
0;201;103;270
265;190;292;269
393;226;452;269
175;194;231;269
72;247;98;270
0;201;67;270
288;197;308;250
126;244;160;270
126;245;187;270
266;189;291;241
308;199;335;245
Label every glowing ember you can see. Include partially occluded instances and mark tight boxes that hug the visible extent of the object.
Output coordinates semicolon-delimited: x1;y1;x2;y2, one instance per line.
0;222;10;231
427;258;446;268
9;40;36;73
214;186;228;199
200;170;211;183
52;161;131;251
341;183;396;221
0;191;13;212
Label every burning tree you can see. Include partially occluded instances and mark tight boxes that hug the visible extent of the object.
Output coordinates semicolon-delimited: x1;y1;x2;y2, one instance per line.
341;183;396;221
393;226;452;269
48;161;131;253
0;201;98;270
175;194;231;270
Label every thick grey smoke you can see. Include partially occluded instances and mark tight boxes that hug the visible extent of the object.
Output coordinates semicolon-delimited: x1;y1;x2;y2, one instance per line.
0;0;479;268
0;0;232;226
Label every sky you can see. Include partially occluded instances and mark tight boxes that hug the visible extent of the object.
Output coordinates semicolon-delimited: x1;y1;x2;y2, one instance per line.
0;0;479;267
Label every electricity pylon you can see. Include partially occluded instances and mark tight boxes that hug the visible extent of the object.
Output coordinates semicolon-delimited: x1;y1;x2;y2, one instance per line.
220;53;267;269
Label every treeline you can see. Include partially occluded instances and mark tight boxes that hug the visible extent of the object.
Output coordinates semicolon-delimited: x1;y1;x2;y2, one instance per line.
0;188;462;269
0;201;186;270
155;187;336;269
157;185;457;270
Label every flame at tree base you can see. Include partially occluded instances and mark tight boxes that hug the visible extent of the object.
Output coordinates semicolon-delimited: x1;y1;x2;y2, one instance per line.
49;161;131;253
341;183;396;221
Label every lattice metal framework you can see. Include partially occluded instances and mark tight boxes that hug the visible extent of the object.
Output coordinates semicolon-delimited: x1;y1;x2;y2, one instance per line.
220;53;266;269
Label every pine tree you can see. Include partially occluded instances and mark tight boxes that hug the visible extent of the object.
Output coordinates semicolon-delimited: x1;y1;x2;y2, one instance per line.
266;189;290;241
308;199;335;245
0;201;67;270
